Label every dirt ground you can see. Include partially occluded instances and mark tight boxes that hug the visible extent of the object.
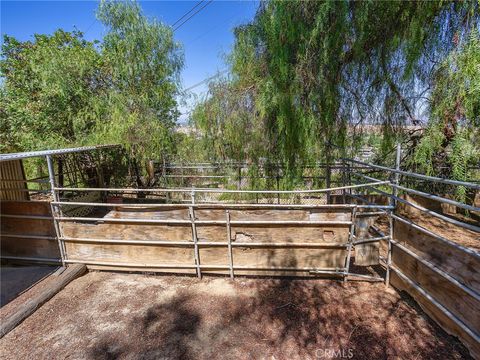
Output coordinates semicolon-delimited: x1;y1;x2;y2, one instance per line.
0;271;471;360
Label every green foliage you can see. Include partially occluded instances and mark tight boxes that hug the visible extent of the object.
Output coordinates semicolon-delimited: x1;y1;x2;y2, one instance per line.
2;0;478;194
95;0;183;162
189;76;267;163
0;30;102;151
188;0;478;184
0;0;183;167
412;30;480;199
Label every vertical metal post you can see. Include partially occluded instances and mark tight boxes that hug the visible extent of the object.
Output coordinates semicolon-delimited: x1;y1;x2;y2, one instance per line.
225;210;234;279
326;163;331;204
393;143;402;202
341;160;347;204
46;155;66;267
188;206;201;279
276;172;280;204
237;165;241;190
347;162;352;199
344;206;357;283
181;164;185;189
386;143;402;287
386;211;394;287
163;158;170;203
191;188;196;205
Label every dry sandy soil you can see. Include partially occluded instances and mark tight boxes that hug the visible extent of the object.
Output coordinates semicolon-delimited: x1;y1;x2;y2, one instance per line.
0;271;471;360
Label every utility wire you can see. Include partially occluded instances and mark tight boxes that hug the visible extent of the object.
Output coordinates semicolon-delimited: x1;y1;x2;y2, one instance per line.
185;12;238;46
183;69;229;92
83;18;98;36
173;0;213;32
172;0;205;28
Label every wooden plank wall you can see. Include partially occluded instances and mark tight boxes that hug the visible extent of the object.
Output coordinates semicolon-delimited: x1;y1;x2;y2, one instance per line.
60;207;352;276
1;201;60;261
0;160;29;201
391;198;480;358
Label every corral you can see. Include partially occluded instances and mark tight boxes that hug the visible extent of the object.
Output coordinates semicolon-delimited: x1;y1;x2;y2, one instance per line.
0;145;479;359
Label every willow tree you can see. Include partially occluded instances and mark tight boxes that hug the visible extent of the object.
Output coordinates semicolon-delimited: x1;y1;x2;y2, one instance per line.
413;30;480;199
190;0;479;182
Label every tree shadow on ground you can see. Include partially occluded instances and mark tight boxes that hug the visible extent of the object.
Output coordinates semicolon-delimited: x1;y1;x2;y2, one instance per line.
87;270;472;360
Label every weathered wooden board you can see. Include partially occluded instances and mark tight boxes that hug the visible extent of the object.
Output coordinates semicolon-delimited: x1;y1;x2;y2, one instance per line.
1;236;59;259
394;219;480;293
390;270;480;360
62;222;348;244
231;247;345;269
355;243;379;266
105;207;351;221
1;201;52;216
83;265;328;277
354;214;380;265
85;264;197;275
0;160;28;201
62;222;195;241
62;207;351;275
1;201;60;260
392;243;480;335
65;242;194;265
1;217;55;237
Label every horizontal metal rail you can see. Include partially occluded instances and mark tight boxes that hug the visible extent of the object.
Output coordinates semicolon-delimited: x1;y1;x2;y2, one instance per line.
53;181;390;194
392;184;480;213
351;171;386;183
353;235;389;245
0;255;62;264
391;240;480;301
392;214;480;258
345;158;480;190
55;217;352;226
67;261;379;281
352;180;480;233
162;175;330;180
390;264;480;344
51;201;392;210
60;236;348;248
161;163;355;170
394;196;480;233
64;259;346;273
356;211;386;217
0;233;56;240
0;144;119;162
52;201;354;209
309;270;384;282
1;214;53;220
353;170;480;212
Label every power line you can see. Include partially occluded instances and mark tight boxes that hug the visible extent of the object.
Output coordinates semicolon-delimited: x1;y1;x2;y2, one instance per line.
185;12;237;46
83;18;97;36
172;0;205;28
183;69;229;92
173;0;213;32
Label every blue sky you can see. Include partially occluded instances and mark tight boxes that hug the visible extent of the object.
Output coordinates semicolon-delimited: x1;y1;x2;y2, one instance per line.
0;0;259;121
